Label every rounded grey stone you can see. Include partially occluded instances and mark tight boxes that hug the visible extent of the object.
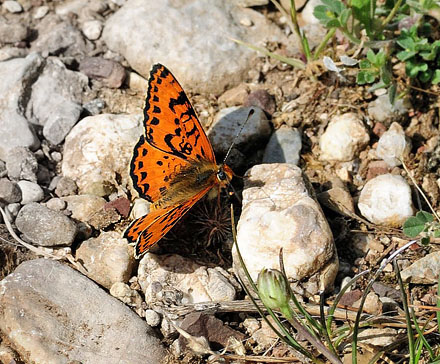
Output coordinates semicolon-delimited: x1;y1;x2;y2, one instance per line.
0;259;167;364
0;178;21;203
45;197;67;211
55;176;78;197
5;147;38;182
263;126;302;165
15;203;77;247
17;180;44;204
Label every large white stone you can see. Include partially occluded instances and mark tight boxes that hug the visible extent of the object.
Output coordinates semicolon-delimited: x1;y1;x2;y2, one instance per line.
62;114;142;196
319;113;370;161
358;174;414;226
102;0;285;94
234;163;338;294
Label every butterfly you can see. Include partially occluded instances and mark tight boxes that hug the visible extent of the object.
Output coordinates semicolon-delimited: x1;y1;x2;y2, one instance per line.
124;64;234;258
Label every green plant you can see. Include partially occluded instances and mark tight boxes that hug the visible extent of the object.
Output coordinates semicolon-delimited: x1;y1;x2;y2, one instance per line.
403;210;440;245
396;24;440;84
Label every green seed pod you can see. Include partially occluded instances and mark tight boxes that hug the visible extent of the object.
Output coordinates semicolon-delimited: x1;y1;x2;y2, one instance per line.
257;268;291;311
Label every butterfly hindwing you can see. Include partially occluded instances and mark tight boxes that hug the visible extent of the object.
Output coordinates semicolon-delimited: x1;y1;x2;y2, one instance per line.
124;185;212;257
143;64;215;163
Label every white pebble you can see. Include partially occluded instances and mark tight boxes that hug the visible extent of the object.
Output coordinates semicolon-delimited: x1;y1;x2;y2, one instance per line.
320;113;370;161
358;174;414;226
376;122;411;167
144;309;161;327
82;20;103;41
3;0;22;13
34;5;49;19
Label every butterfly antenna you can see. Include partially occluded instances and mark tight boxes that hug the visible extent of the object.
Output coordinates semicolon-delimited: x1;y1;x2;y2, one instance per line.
222;109;254;165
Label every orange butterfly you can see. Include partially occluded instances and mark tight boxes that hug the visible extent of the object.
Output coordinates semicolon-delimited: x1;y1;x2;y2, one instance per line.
124;64;234;258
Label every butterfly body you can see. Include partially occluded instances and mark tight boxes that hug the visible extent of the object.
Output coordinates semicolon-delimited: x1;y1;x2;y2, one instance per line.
124;64;233;258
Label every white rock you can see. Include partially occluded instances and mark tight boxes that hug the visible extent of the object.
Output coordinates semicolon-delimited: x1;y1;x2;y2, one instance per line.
234;164;338;294
102;0;285;94
358;328;397;347
376;122;411;167
17;180;44;204
131;198;150;219
126;71;149;92
2;0;22;13
401;251;440;284
33;5;49;19
144;309;161;327
358;174;414;226
82;20;103;40
110;282;143;312
62;114;143;195
320;113;370;161
76;231;135;289
138;253;237;305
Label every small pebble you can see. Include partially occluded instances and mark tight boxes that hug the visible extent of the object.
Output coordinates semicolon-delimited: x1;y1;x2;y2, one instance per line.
144;309;161;327
33;5;49;19
81;20;103;41
358;174;414;226
83;99;106;116
376;122;411;167
17;180;44;204
320;113;370;161
55;176;78;197
46;197;67;211
0;178;21;203
3;0;23;13
6;147;38;182
51;151;62;162
6;203;21;217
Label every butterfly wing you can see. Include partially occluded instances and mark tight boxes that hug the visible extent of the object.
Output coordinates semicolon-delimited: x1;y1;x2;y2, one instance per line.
124;185;212;257
143;64;215;163
130;63;215;202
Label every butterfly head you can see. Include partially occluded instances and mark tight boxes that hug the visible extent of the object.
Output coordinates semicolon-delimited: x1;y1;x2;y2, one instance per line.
216;164;233;186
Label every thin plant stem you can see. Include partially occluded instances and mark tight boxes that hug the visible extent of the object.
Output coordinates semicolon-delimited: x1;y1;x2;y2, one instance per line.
313;28;337;60
381;0;403;30
401;160;440;222
394;260;416;364
351;240;417;364
290;0;312;61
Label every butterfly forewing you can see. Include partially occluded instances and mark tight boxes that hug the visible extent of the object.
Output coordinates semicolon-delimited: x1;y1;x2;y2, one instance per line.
144;64;215;163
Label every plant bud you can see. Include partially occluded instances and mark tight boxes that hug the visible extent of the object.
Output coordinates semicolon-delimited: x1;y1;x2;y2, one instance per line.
257;268;291;311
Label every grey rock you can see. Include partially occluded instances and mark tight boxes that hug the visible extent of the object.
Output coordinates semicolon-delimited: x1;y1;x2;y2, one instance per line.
27;58;87;145
0;18;27;43
0;54;42;160
6;202;20;217
263;125;302;165
208;106;271;155
3;1;22;13
0;178;21;203
368;94;410;124
5;147;38;182
17;180;44;204
244;89;276;115
401;251;440;284
15;203;77;246
0;46;27;62
55;176;78;197
76;231;135;289
83;98;106;115
82;19;104;40
31;17;92;57
45;197;67;211
0;259;167;364
80;57;126;88
102;0;285;94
